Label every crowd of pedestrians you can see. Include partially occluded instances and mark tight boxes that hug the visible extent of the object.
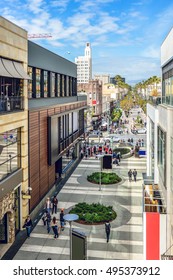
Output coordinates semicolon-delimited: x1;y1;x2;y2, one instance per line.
41;196;65;239
23;195;66;240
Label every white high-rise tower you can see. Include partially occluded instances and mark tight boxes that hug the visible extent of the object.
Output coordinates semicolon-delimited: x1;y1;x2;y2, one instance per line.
75;42;92;83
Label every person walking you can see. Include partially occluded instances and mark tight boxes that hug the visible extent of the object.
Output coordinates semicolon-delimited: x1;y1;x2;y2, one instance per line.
60;208;65;231
51;216;59;239
42;212;47;226
133;169;137;182
23;215;33;238
45;211;52;233
117;152;121;162
45;197;52;214
51;195;58;214
128;169;133;182
105;221;111;243
80;148;84;159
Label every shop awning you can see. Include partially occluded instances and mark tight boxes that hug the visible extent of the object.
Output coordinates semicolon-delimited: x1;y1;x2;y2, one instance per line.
0;58;31;79
0;59;13;77
13;61;31;80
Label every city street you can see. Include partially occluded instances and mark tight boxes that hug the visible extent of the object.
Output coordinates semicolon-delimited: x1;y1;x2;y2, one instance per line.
89;107;147;147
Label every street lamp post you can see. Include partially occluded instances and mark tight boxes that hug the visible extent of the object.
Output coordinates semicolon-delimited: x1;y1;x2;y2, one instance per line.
64;214;79;260
97;155;104;191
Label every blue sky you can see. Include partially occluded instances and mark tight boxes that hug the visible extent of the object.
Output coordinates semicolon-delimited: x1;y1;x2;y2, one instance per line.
1;0;173;84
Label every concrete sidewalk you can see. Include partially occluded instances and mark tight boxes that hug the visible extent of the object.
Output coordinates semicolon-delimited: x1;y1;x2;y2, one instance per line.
7;155;146;260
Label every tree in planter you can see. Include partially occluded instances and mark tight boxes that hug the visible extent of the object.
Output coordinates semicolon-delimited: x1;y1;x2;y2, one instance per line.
69;202;117;224
87;172;121;185
111;108;122;123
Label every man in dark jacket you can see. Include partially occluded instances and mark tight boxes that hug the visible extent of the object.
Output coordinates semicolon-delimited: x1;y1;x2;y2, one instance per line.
105;221;111;243
52;196;58;214
133;169;137;182
23;215;33;238
60;209;65;231
128;169;133;182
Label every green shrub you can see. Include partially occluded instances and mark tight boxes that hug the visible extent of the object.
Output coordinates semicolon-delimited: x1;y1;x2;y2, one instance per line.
69;202;117;224
87;172;121;185
113;148;130;155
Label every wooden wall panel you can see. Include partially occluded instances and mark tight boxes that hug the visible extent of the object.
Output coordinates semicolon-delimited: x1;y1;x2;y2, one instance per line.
48;108;55;116
55;107;60;114
29;100;86;211
39;110;49;198
29;111;40;210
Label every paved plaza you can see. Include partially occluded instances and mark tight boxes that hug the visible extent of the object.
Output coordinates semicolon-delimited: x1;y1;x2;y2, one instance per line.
13;154;146;260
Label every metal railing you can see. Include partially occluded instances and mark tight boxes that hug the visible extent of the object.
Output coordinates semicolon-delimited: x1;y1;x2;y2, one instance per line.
0;96;24;113
161;244;173;260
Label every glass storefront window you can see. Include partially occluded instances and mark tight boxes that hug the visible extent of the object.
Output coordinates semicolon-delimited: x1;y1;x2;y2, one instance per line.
158;127;166;186
0;128;21;181
171;138;173;192
14;187;20;234
163;76;173;105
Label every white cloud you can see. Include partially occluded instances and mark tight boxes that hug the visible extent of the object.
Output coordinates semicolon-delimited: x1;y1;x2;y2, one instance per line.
93;55;161;83
50;0;70;10
26;0;44;14
141;45;160;59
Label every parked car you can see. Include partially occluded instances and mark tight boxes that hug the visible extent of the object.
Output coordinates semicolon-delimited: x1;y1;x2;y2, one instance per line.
131;129;138;134
101;135;120;144
89;131;103;137
137;128;147;134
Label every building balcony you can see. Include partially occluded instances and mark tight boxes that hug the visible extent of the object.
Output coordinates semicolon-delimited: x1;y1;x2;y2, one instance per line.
143;183;166;214
162;95;173;106
148;96;162;106
150;95;173;107
0;96;24;114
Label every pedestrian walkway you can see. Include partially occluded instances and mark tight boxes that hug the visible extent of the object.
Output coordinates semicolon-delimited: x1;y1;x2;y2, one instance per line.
13;155;146;260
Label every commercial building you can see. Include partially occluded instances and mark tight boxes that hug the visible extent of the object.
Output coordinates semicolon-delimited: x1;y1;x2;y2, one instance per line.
94;74;110;85
0;16;87;254
75;43;92;84
28;41;86;213
0;17;29;247
77;80;102;130
145;27;173;259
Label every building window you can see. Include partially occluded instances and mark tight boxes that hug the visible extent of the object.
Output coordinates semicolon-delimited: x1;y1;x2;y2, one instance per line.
0;128;21;181
171;138;173;192
36;68;41;98
57;74;60;97
162;70;173;105
51;72;55;97
62;75;64;97
28;67;33;98
66;76;69;97
43;71;48;97
158;127;166;186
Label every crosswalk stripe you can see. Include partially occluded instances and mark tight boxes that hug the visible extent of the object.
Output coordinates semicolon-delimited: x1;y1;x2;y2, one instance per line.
18;244;143;260
59;189;142;197
61;186;143;193
29;232;143;244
